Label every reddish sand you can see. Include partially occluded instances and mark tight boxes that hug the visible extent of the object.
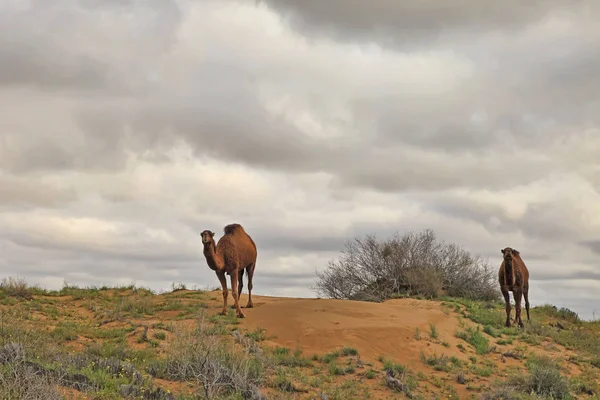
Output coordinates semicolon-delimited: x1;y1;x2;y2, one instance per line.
240;295;463;366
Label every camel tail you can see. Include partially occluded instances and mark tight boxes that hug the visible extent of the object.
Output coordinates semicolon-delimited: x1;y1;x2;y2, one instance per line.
223;223;244;235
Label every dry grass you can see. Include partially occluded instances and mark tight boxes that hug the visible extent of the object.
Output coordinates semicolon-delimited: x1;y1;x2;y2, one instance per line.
0;277;599;399
0;277;34;299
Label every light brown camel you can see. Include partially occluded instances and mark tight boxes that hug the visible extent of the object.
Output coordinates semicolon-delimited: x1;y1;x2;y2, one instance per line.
498;247;530;328
201;223;257;318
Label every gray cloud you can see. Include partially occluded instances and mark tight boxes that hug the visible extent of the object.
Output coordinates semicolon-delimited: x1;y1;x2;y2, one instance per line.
0;0;599;319
582;241;600;256
0;43;110;91
255;0;594;49
0;0;181;93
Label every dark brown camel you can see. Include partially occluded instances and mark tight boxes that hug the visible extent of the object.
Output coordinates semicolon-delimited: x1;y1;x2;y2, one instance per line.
498;247;530;328
201;223;257;318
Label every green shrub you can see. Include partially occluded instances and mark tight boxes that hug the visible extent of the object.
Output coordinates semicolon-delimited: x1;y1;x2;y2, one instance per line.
456;327;490;355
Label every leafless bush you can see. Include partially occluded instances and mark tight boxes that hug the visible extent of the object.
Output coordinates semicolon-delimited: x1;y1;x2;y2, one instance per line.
232;329;263;356
0;343;63;400
0;310;56;359
385;369;416;398
314;229;500;302
479;386;519;400
0;276;33;299
147;315;266;399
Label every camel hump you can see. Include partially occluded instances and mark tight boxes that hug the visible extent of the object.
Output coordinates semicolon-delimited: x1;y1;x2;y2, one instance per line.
223;223;245;235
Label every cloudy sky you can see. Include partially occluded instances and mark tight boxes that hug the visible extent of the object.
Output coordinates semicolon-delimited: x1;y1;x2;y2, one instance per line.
1;0;599;319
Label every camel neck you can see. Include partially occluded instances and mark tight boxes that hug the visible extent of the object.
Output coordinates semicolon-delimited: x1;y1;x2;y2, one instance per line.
203;243;224;272
504;259;514;285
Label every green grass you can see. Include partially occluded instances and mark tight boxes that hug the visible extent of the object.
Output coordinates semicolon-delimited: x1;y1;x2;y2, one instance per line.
483;354;572;399
429;323;439;339
271;347;313;368
340;346;359;356
442;297;505;328
420;351;453;372
328;361;354;376
380;357;407;375
50;322;79;342
322;350;340;363
245;327;268;342
364;369;377;379
483;324;501;338
455;326;491;355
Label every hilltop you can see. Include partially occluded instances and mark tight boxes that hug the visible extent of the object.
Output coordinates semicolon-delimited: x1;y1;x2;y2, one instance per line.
1;278;599;399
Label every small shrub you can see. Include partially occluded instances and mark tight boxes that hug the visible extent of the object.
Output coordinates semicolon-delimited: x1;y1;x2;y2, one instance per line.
364;369;377;379
480;386;518;400
414;328;421;340
385;369;418;397
449;356;462;367
273;370;297;392
526;356;570;398
456;327;490;355
146;316;265;399
170;282;187;292
472;365;494;377
322;350;340;363
420;351;452;372
245;327;268;342
0;347;62;399
0;277;33;300
341;346;359;356
536;304;580;324
429;323;439;339
382;358;406;375
488;355;571;399
483;325;501;338
571;375;597;396
271;347;312;368
328;361;354;376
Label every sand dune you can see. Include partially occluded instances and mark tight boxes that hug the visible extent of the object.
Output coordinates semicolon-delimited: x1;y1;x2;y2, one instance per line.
230;293;468;368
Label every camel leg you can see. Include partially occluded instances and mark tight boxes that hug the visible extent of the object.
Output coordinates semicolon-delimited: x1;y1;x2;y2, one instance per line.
230;273;245;318
502;288;511;327
514;288;524;328
524;283;531;322
216;271;228;316
230;269;244;309
246;262;255;308
237;269;244;307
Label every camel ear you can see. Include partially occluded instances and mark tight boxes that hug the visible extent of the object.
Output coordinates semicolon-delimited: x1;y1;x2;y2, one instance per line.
501;249;505;254
210;231;215;237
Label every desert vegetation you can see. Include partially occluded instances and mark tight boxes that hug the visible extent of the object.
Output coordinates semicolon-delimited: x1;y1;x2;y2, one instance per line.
1;229;599;399
314;229;500;302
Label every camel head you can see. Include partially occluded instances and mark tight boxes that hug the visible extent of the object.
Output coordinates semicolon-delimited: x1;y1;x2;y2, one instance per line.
201;230;215;247
501;247;519;262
